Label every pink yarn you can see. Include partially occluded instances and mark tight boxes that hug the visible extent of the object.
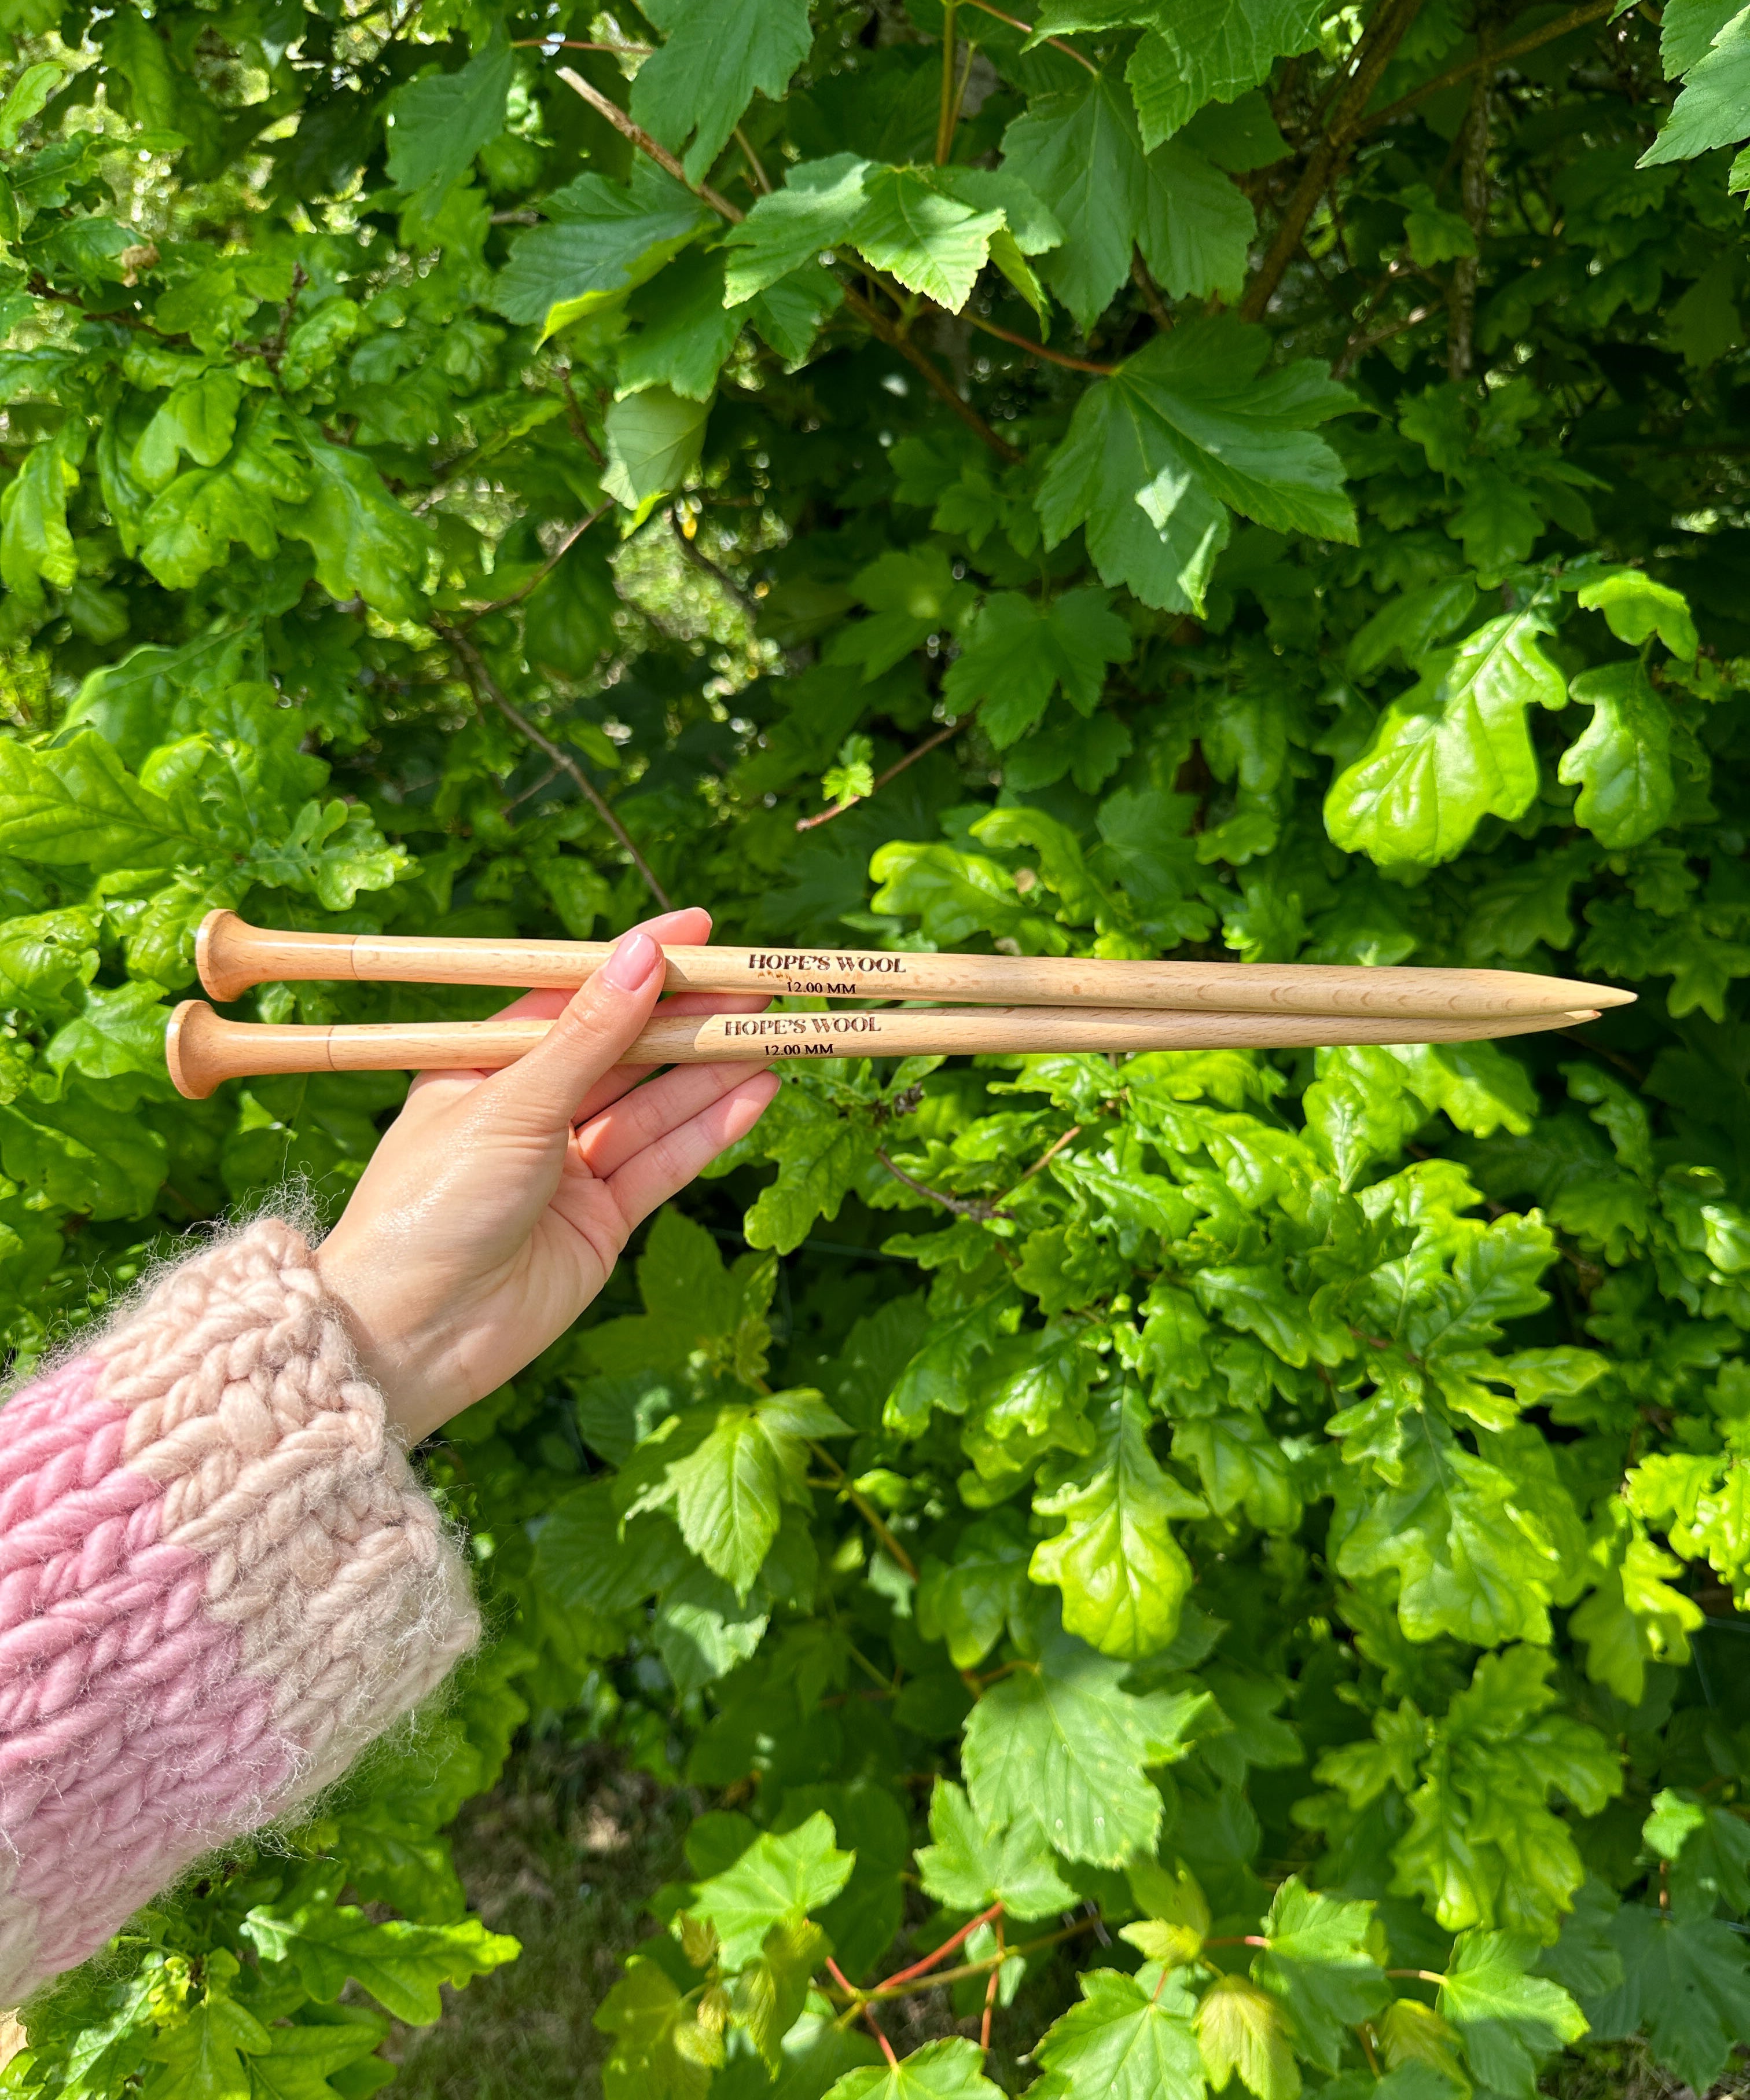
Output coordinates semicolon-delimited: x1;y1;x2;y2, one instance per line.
0;1222;480;2007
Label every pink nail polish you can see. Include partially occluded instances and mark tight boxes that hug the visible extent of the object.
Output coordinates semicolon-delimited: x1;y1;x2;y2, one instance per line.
602;930;657;991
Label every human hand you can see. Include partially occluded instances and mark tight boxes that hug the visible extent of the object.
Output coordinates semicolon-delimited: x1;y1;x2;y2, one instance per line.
314;906;779;1443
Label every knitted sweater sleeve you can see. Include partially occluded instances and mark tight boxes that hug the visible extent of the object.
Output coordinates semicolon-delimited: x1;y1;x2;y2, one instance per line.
0;1216;481;2007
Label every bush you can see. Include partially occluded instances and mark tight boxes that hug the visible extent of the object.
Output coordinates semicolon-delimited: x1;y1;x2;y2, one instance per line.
1;1;1748;2094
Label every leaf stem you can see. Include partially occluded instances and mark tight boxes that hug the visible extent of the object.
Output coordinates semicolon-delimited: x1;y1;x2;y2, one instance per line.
980;1917;1005;2051
1010;1124;1082;1191
1131;249;1174;332
828;1916;1101;2004
958;0;1100;73
828;1957;898;2062
965;310;1117;374
889;1902;1005;1989
734;125;773;194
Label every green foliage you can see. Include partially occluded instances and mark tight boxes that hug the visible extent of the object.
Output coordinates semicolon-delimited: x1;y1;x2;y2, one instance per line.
1;0;1748;2095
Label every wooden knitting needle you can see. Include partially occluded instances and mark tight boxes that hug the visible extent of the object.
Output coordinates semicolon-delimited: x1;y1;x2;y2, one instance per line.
166;999;1598;1102
194;912;1630;1022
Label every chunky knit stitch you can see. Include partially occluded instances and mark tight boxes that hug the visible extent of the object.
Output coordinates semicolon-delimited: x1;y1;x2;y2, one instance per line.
0;1218;480;2006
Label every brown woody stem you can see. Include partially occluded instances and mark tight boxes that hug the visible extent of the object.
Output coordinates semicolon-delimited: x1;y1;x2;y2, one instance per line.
436;621;672;909
1362;0;1614;134
1238;0;1425;322
808;1441;921;1581
462;504;611;621
966;310;1117;373
796;718;968;831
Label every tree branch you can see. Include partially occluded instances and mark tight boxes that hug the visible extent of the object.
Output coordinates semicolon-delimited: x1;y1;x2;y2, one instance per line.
667;506;759;619
1238;0;1425;322
556;67;743;219
796;718;968;831
1131;248;1174;332
808;1441;921;1581
1333;297;1440;378
1448;30;1493;380
875;1147;1012;1222
554;65;1020;463
958;0;1099;73
435;619;672;909
1361;0;1614;135
965;310;1117;373
462;503;611;621
841;284;1021;460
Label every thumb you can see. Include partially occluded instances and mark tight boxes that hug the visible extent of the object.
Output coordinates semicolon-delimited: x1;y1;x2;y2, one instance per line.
486;928;666;1128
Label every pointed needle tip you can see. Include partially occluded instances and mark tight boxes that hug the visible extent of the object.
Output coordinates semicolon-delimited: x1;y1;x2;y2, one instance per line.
1584;986;1637;1008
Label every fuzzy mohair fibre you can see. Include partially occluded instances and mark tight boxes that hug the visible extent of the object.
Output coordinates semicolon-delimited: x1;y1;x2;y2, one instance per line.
0;1217;480;2006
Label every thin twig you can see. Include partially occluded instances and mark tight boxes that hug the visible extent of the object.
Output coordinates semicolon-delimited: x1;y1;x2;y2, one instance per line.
828;1958;898;2064
513;36;652;54
1131;249;1173;332
464;504;611;621
1448;26;1492;381
888;1903;1005;1988
938;0;961;165
809;1442;921;1581
667;507;759;619
1333;298;1439;377
958;0;1099;72
1238;0;1425;322
436;620;672;909
501;761;564;814
1362;0;1613;134
556;67;742;218
1010;1124;1082;1189
966;310;1116;373
554;64;1020;464
843;283;1021;460
558;366;604;467
796;718;968;831
734;124;773;193
265;263;307;373
980;1918;1005;2053
875;1148;1012;1222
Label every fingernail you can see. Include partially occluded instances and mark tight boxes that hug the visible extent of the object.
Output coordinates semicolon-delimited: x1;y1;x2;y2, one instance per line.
602;930;657;992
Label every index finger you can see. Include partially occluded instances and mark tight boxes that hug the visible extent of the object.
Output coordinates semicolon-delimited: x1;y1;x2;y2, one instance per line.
406;905;728;1104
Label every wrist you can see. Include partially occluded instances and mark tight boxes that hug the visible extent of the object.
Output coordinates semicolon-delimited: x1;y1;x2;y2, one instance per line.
315;1228;445;1442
